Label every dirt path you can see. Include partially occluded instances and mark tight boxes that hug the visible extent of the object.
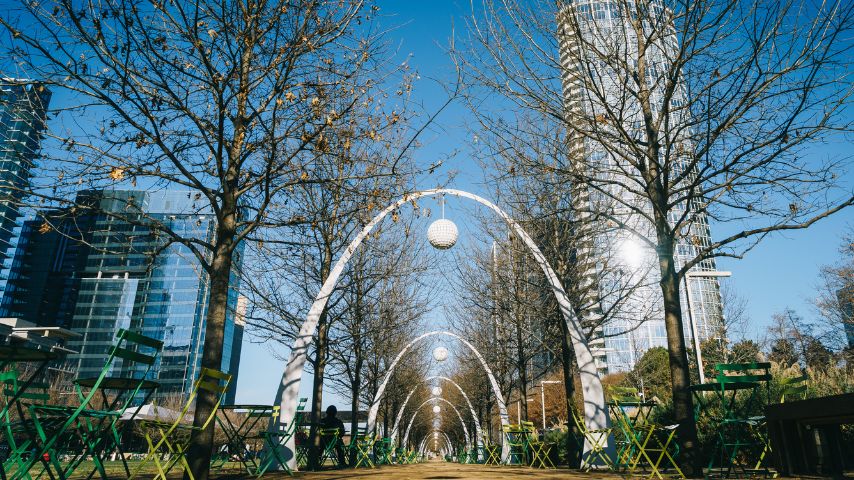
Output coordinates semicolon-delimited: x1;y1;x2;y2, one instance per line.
217;458;623;479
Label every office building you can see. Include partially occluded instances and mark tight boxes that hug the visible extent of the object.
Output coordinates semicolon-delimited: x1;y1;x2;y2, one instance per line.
5;189;243;402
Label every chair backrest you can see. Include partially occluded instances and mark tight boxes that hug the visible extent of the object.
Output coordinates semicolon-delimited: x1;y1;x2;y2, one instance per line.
77;328;162;399
150;367;231;449
715;362;772;404
714;362;772;384
193;367;232;426
1;370;49;418
779;373;808;402
570;407;588;434
609;385;643;403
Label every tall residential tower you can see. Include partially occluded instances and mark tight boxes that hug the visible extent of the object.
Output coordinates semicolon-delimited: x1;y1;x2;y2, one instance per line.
557;0;725;372
0;80;51;308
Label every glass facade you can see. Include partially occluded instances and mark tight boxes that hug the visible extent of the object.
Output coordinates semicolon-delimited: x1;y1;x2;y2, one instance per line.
52;190;244;402
0;80;51;307
558;0;725;373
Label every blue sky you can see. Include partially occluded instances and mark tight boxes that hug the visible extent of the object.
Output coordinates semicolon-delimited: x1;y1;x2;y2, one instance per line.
235;1;853;406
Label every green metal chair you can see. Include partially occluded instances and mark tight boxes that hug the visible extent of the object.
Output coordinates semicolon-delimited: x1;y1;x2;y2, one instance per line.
318;428;344;467
255;397;307;477
375;436;393;465
1;371;51;480
213;404;281;475
703;362;771;477
457;446;468;463
130;367;232;480
501;423;528;465
350;431;375;468
23;329;162;480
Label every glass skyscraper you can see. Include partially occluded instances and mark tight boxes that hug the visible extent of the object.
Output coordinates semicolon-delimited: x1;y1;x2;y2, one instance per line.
7;189;243;402
0;79;51;307
557;0;725;373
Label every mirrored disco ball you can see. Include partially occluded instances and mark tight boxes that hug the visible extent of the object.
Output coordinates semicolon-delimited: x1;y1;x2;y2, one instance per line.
427;219;458;249
433;346;449;362
433;405;441;414
432;386;442;396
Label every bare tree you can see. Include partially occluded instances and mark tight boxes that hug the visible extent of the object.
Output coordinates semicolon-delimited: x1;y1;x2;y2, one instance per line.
0;1;417;477
459;0;853;473
325;228;433;440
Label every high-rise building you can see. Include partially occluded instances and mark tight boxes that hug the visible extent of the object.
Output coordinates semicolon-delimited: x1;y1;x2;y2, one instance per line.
6;189;244;402
0;79;51;306
557;0;725;373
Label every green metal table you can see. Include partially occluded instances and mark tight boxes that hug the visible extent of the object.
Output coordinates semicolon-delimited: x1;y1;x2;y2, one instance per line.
214;404;279;475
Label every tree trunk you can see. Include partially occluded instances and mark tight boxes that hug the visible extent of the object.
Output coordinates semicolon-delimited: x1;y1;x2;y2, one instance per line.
655;228;702;477
350;358;361;465
308;315;329;470
185;216;236;480
515;317;529;420
558;316;579;467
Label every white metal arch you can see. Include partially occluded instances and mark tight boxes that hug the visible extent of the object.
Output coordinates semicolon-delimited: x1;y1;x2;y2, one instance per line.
402;397;470;451
367;332;499;435
421;431;452;456
272;188;607;469
390;375;481;448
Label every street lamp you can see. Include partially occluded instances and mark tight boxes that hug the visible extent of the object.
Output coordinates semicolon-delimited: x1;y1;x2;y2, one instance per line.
537;380;562;430
685;270;732;384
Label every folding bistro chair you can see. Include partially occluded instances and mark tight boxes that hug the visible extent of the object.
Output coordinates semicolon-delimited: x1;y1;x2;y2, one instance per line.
1;370;51;480
481;434;500;465
255;397;307;477
317;428;343;467
350;430;375;468
376;436;394;465
23;329;162;480
521;421;555;468
407;448;419;464
394;446;407;464
502;424;528;465
572;407;613;470
214;405;278;474
703;362;771;477
130;368;232;480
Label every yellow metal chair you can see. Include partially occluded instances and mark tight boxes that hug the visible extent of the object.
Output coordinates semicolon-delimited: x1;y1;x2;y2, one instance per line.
572;407;613;471
521;421;555;468
130;368;232;480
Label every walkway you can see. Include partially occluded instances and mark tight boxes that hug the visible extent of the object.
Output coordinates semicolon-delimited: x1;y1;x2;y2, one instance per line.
213;459;623;479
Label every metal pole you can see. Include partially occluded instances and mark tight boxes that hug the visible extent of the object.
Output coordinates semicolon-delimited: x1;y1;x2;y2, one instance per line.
541;384;546;430
685;271;732;385
684;275;704;384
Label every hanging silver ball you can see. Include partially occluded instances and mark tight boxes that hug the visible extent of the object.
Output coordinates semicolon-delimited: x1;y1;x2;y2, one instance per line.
433;346;449;362
427;219;458;250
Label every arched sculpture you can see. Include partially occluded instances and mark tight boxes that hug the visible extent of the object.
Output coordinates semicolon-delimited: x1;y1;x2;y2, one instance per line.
390;375;481;448
402;397;470;451
272;188;607;469
368;333;494;440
